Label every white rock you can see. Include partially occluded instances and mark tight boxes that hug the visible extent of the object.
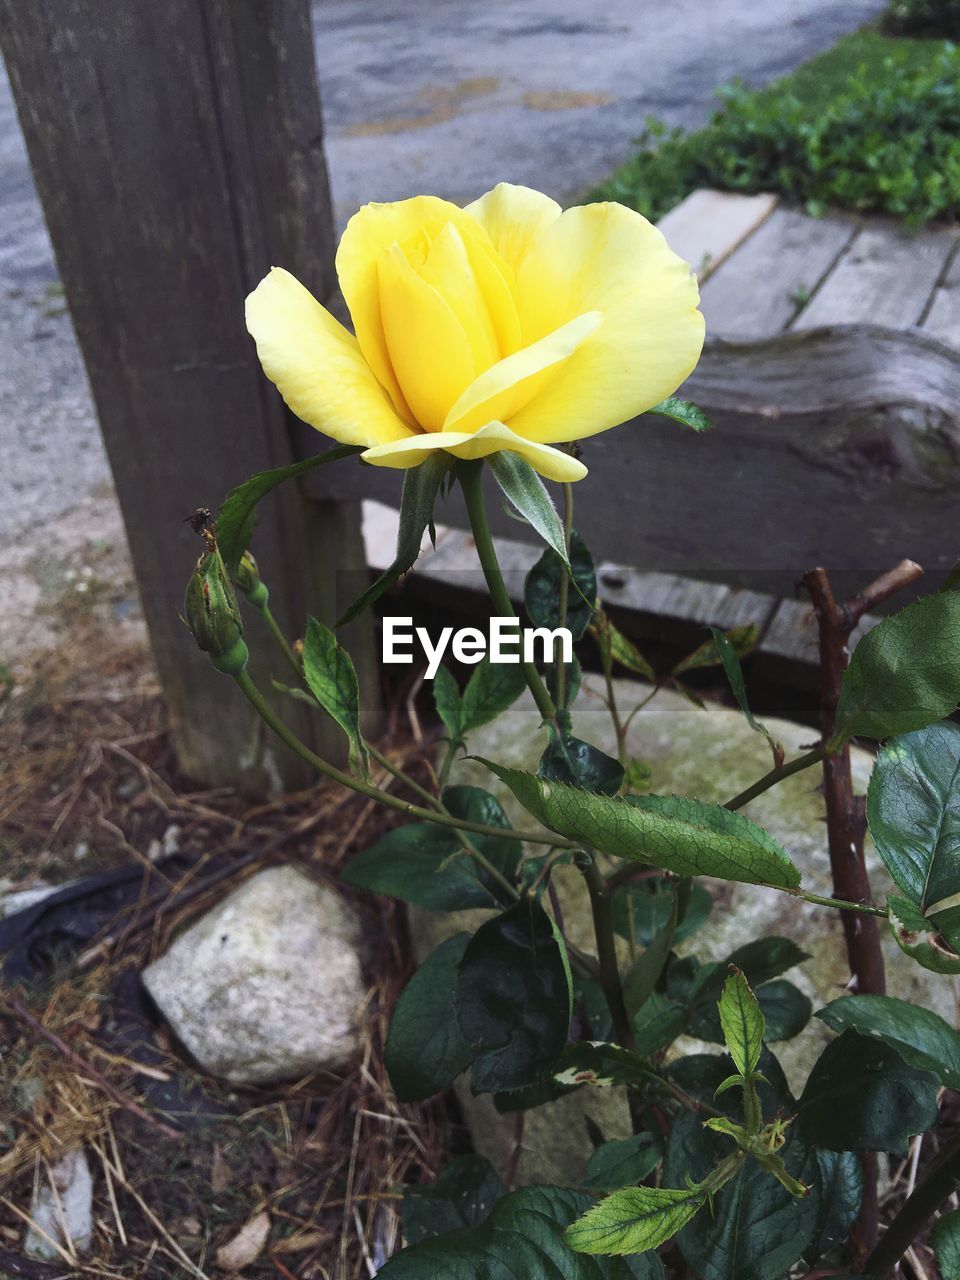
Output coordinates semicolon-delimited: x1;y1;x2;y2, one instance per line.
142;866;364;1084
25;1148;94;1260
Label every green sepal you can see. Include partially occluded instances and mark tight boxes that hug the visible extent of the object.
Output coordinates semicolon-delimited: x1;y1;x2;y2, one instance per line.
487;452;571;566
338;452;449;625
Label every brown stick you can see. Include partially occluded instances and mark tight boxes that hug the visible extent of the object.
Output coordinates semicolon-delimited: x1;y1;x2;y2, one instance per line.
803;568;887;1002
845;559;924;625
5;992;183;1143
803;564;923;1260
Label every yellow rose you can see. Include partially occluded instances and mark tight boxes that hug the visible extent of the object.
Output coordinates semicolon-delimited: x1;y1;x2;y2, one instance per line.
245;183;704;484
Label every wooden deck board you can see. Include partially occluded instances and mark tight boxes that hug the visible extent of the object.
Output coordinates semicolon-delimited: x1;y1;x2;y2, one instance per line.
921;242;960;347
699;207;858;338
656;190;779;282
792;222;957;331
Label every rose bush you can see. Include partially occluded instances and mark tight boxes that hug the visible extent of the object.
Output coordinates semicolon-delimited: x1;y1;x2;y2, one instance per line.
184;182;960;1279
245;183;703;482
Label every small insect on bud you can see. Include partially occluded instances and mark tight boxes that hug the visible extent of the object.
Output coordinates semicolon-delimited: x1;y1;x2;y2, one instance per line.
234;551;270;610
184;540;249;675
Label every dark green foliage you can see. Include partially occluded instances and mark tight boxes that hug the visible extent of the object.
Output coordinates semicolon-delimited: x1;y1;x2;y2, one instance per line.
456;898;573;1093
538;730;625;795
798;1030;940;1155
666;1109;818;1280
611;876;712;949
380;1185;664;1279
385;935;477;1102
867;722;960;931
524;528;597;640
592;36;960;227
403;1156;506;1245
584;1134;664;1191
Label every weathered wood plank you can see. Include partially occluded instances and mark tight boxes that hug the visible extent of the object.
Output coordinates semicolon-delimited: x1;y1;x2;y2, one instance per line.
793;222;956;330
656;190;779;281
921;242;960;348
685;324;960;421
756;597;878;686
0;0;377;787
699;207;858;338
367;510;780;648
594;566;777;637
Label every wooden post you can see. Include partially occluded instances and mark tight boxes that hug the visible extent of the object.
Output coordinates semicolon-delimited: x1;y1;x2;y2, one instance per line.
0;0;378;788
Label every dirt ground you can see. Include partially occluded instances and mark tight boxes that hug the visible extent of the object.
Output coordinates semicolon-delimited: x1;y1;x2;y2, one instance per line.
0;593;459;1278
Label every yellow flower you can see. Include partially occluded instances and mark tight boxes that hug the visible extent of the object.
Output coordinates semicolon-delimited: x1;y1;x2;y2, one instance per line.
245;183;704;484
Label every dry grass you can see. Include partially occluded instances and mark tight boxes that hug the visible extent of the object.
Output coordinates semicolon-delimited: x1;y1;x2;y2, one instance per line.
0;618;453;1278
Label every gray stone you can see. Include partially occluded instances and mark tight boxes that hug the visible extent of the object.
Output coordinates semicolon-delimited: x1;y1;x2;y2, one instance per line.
142;866;364;1084
24;1148;93;1260
415;676;958;1182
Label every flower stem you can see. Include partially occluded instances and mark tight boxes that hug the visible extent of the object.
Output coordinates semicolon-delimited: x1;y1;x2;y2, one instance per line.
260;602;302;680
788;887;887;918
458;461;558;725
232;667;574;849
724;746;824;812
581;854;635;1050
554;482;574;713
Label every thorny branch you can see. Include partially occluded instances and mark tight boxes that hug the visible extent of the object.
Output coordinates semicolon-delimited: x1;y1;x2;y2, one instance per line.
802;559;922;1259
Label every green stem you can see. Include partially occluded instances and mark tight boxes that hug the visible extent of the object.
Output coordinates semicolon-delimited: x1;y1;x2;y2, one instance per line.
622;685;661;734
581;855;635;1050
258;600;447;816
724;746;824;812
368;743;441;810
601;637;629;773
458;461;558;725
701;1150;748;1195
232;668;574;849
789;887;887;918
437;737;459;789
528;847;570;895
260;603;302;681
863;1126;960;1278
555;482;574;712
742;1076;762;1136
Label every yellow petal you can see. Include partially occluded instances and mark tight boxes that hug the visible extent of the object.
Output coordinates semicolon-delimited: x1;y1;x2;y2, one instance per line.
458;229;523;358
245;268;415;448
378;243;477;431
465;183;562;276
337;196;502;417
419;222;500;371
444;311;602;435
509;202;705;443
362;420;588;483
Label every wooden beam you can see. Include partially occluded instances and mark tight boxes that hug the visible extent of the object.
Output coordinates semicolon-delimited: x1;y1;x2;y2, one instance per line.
0;0;377;787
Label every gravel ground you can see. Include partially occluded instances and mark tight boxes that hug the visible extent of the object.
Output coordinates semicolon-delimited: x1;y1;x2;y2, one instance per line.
0;0;884;583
